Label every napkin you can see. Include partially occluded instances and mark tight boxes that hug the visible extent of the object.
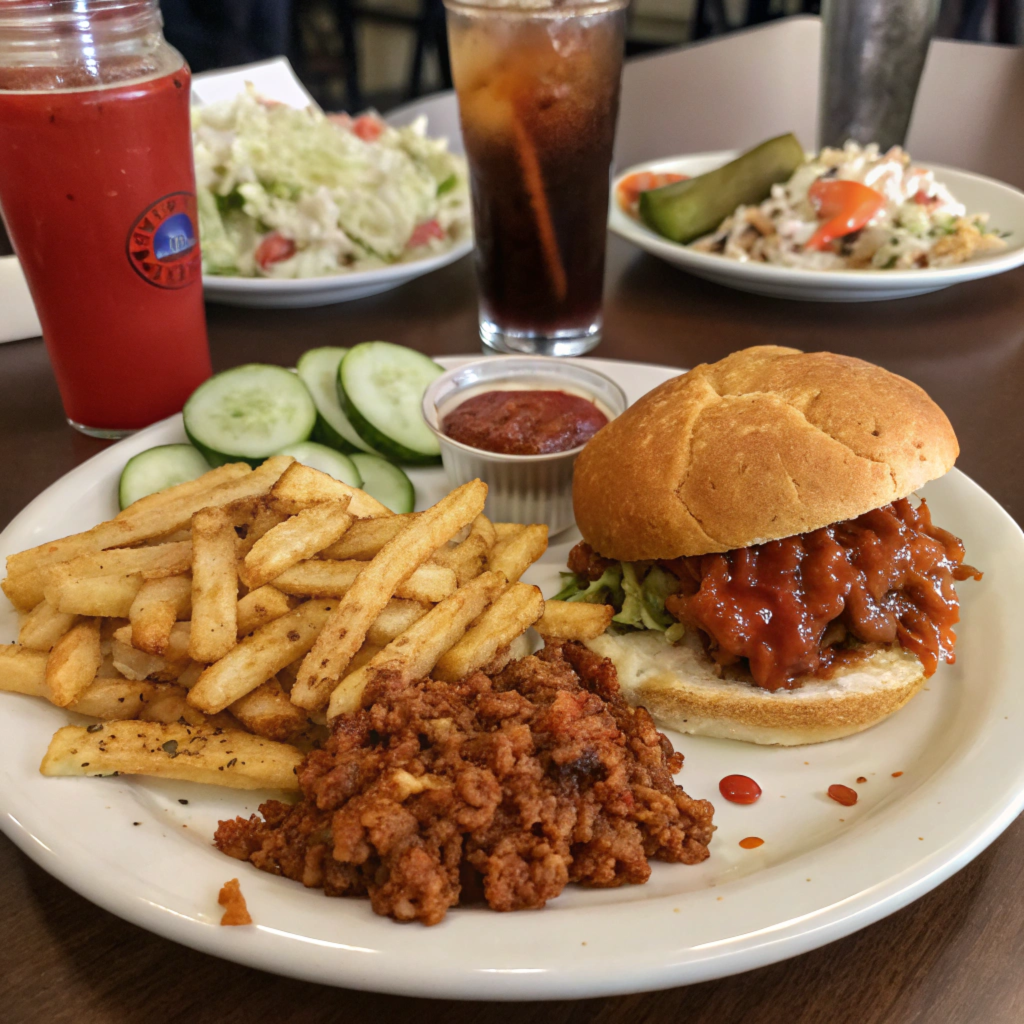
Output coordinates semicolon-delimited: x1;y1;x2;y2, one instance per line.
191;56;319;110
0;256;41;344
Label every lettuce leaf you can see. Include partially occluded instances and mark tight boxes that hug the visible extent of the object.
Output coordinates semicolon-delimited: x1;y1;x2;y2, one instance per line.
553;565;624;607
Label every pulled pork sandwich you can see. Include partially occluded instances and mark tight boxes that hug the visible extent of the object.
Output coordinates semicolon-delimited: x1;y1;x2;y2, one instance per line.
559;345;981;746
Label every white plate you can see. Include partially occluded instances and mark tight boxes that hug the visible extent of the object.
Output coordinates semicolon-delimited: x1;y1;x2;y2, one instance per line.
201;239;472;309
1;356;1022;1000
610;153;1024;302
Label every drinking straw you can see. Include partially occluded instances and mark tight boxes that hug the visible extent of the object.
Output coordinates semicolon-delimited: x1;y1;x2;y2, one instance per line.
509;107;568;303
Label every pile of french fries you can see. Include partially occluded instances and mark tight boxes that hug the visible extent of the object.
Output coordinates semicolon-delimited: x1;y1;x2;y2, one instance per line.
0;457;614;793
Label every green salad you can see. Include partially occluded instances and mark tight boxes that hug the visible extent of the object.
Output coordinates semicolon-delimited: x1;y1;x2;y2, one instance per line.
192;88;470;278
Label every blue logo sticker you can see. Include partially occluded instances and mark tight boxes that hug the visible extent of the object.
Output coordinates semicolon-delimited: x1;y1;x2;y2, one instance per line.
153;211;197;261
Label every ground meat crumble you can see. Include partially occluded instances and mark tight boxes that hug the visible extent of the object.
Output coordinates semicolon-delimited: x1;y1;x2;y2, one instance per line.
214;641;714;925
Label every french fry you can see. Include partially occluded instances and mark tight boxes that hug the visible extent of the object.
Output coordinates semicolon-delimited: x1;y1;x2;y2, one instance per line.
327;571;506;718
188;598;336;715
230;678;309;741
188;507;238;663
175;660;205;689
129;575;192;655
18;600;79;652
365;599;431;646
431;520;492;586
232;499;289;556
241;499;353;589
0;644;50;697
46;541;192;588
40;721;303;791
433;582;544;683
3;457;292;610
111;639;189;682
487;524;548;583
116;462;252;518
236;585;293;637
293;479;488;711
321;514;419;560
138;683;214;727
45;618;102;707
114;621;191;662
535;600;616;641
68;678;157;719
492;522;525;543
471;514;498;551
272;559;457;604
268;462;391;519
46;573;146;618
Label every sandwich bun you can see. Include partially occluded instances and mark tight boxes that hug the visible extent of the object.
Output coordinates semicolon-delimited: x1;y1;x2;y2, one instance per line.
587;630;926;746
574;345;959;561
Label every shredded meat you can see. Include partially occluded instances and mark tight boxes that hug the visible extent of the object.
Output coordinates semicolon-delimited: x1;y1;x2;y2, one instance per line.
214;642;714;925
664;497;980;690
568;541;615;581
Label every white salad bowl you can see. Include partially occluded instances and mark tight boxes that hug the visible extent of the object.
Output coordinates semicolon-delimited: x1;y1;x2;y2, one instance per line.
609;151;1024;302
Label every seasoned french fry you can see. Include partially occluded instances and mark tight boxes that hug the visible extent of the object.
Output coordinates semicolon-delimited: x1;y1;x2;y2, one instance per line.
114;621;191;661
3;457;292;611
111;639;190;682
129;575;192;655
138;683;214;726
236;585;293;637
535;600;616;641
40;721;303;791
188;507;239;663
47;541;192;587
471;514;497;551
327;571;506;718
175;660;205;689
242;499;353;589
365;599;431;646
46;572;146;618
45;618;102;707
293;479;488;711
188;598;336;715
492;522;525;543
230;678;309;741
0;644;50;697
272;559;457;604
116;462;252;518
431;523;491;586
18;600;79;652
487;524;548;583
268;462;391;519
321;514;419;560
433;583;544;683
231;499;289;556
68;678;157;720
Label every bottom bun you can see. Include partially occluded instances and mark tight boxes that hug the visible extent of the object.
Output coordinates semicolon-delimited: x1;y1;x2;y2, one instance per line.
585;630;927;746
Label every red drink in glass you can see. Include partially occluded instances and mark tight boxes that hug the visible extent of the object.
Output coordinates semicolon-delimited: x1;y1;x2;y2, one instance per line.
0;1;211;437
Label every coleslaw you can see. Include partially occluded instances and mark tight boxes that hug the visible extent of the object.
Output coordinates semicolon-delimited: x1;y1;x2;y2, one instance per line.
192;88;471;279
690;142;1006;270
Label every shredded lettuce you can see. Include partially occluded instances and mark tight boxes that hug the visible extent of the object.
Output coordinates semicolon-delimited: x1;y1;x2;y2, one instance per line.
558;560;683;637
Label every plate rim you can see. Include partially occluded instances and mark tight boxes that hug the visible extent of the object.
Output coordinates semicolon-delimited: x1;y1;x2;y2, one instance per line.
2;354;1023;1000
609;151;1024;287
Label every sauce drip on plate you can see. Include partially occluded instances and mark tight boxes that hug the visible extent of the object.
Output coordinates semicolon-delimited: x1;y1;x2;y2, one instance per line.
719;774;762;804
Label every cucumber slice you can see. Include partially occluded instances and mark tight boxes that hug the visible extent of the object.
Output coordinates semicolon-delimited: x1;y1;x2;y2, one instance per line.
350;453;415;514
183;363;316;467
338;342;443;465
296;346;381;456
273;441;363;488
118;444;211;510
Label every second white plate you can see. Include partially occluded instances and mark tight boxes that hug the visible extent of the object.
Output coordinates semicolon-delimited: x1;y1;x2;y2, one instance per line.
609;152;1024;302
1;356;1022;999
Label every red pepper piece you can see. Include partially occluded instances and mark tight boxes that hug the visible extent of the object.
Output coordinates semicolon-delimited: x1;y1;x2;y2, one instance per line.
805;179;886;251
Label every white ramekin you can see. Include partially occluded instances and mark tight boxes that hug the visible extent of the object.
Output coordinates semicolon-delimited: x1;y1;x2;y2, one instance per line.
422;356;628;535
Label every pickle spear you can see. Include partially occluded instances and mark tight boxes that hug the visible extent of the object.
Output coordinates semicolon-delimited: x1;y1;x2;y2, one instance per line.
639;133;806;244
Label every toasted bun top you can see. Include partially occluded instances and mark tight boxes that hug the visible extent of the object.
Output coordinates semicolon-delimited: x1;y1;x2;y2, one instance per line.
573;345;958;560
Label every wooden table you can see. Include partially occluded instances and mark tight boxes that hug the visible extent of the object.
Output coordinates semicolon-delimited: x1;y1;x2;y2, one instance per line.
3;20;1024;1024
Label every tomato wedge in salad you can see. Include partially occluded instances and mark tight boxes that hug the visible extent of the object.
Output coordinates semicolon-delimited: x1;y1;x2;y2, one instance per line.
805;179;886;251
407;219;446;249
254;232;296;271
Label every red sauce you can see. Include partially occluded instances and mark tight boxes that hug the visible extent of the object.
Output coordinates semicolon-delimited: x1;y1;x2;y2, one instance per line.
719;774;762;804
0;67;211;431
442;389;608;456
892;771;904;778
664;498;981;691
739;836;764;849
856;776;867;784
828;784;858;807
